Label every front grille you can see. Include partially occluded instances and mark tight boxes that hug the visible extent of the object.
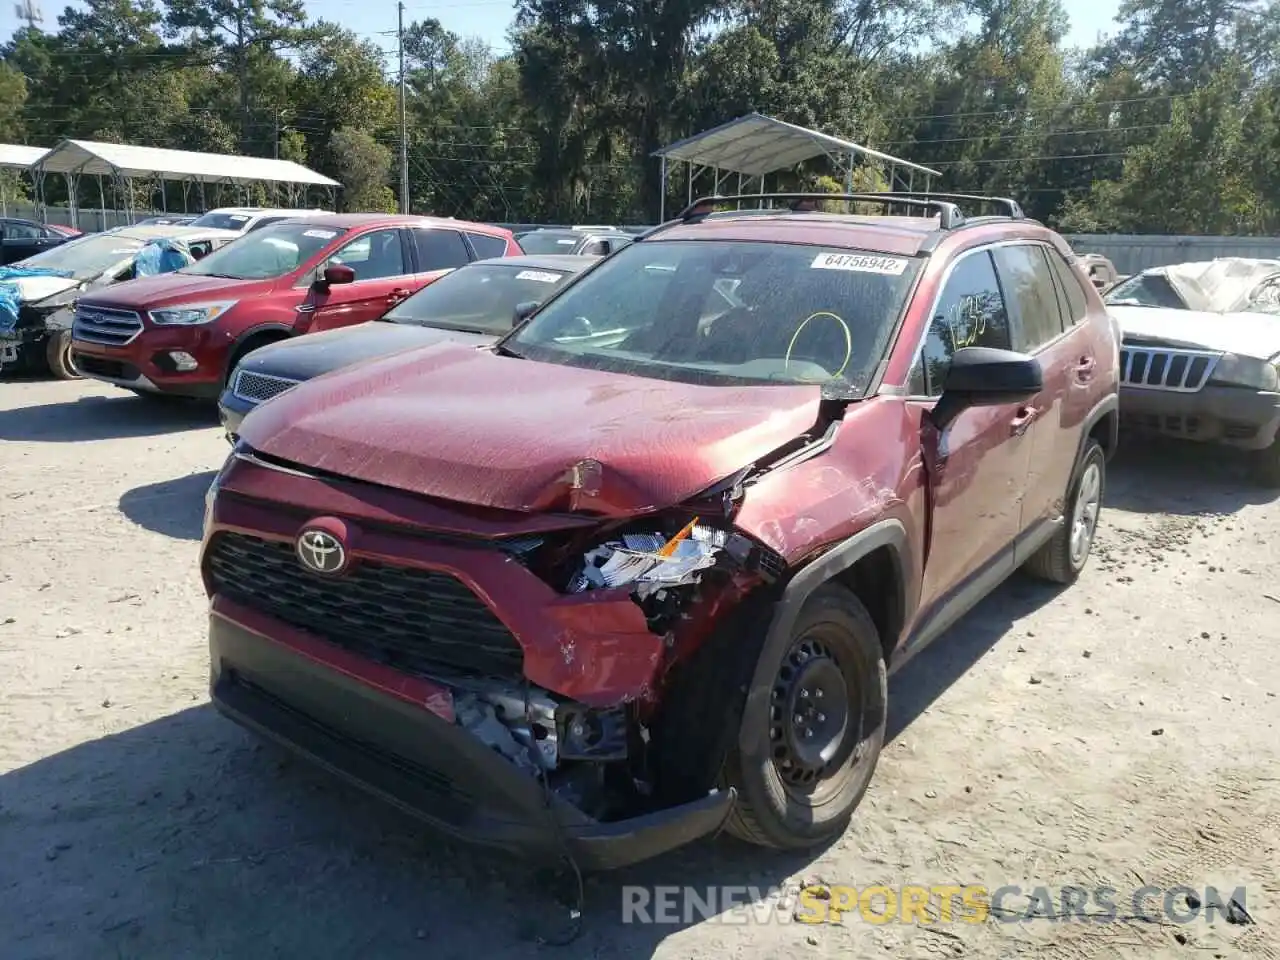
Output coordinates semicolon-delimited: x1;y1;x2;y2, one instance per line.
72;305;143;346
1120;345;1219;392
233;368;300;404
206;532;525;681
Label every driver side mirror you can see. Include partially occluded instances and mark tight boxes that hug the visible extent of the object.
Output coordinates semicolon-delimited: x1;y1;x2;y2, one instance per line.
319;263;356;288
512;300;539;326
929;346;1042;432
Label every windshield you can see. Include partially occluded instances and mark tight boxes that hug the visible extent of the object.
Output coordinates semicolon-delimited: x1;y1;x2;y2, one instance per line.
384;262;575;334
18;233;144;278
183;222;346;280
517;231;586;254
189;212;253;231
504;239;921;390
1104;273;1187;309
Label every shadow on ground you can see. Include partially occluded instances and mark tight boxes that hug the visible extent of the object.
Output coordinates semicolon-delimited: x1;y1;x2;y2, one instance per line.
0;393;218;443
0;566;1057;959
118;471;217;541
1105;433;1277;515
0;704;817;959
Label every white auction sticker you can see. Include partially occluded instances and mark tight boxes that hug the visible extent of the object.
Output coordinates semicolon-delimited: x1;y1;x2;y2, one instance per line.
302;229;337;239
556;238;576;245
515;269;562;283
810;252;908;275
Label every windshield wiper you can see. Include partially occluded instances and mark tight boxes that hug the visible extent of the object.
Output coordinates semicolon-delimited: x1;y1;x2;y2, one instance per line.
493;341;525;359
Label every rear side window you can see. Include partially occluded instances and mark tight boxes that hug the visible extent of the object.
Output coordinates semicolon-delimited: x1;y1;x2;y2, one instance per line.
911;249;1012;397
992;244;1065;352
414;228;471;270
466;232;508;260
1047;252;1090;326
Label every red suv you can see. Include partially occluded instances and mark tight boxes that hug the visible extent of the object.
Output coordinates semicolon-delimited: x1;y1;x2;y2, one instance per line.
71;214;519;399
201;193;1119;870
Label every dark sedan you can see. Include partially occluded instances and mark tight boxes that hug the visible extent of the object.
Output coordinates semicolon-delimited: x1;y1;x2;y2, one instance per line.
218;253;599;439
1;218;78;265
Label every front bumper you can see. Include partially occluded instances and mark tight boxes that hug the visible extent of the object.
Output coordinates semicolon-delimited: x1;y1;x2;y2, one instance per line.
218;388;254;440
1119;384;1280;450
71;327;230;399
209;605;734;870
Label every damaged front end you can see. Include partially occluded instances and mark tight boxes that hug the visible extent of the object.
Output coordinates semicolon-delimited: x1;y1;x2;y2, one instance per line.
436;511;784;830
0;290;80;375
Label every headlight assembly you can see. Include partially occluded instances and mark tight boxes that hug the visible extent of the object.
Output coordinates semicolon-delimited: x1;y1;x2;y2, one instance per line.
568;521;730;593
1210;352;1280;392
149;300;238;326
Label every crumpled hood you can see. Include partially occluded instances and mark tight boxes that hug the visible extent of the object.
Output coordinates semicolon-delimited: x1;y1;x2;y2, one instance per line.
239;321;493;382
237;341;824;515
9;274;80;304
1112;305;1280;360
79;271;259;309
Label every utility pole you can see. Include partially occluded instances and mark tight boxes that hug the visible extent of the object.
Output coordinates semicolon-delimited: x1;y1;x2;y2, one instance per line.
397;1;409;214
273;108;281;160
13;0;43;30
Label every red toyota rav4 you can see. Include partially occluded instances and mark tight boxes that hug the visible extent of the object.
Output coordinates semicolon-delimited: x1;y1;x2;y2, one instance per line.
70;214;519;399
202;193;1120;871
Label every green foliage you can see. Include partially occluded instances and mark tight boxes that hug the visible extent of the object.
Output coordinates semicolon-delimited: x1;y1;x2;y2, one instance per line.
1;0;1279;230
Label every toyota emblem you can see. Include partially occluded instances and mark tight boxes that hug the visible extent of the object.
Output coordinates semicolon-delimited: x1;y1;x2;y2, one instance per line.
296;528;347;575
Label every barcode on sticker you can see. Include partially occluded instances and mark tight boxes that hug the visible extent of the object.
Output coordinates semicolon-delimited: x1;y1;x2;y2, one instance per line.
303;229;337;239
810;252;908;275
515;270;562;283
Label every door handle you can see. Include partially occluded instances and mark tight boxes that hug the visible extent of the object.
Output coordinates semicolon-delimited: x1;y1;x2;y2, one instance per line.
1074;355;1096;381
387;288;411;303
1011;405;1040;436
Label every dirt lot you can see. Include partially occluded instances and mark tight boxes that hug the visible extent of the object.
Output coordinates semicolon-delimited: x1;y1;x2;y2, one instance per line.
1;376;1277;960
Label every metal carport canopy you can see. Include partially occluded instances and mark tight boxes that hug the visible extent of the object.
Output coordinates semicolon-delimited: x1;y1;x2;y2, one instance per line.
0;144;50;170
652;112;940;179
33;139;340;186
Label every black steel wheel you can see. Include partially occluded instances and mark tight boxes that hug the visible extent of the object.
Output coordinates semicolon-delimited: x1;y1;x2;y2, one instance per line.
721;583;887;850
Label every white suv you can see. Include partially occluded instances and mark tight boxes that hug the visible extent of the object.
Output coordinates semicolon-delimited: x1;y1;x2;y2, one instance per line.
187;207;332;233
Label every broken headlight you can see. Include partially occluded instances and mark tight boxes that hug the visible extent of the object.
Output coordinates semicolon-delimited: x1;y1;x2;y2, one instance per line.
568;521;730;593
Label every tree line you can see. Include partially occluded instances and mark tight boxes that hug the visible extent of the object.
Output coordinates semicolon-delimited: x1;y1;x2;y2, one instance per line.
1;0;1278;233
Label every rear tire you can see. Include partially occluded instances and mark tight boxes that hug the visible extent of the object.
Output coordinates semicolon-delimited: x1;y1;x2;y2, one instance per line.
1251;439;1280;489
45;331;83;380
719;584;887;850
1024;439;1105;585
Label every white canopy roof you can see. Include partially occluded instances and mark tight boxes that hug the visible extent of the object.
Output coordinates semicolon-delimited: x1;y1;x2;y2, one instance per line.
653;113;940;179
33;139;339;187
0;143;50;170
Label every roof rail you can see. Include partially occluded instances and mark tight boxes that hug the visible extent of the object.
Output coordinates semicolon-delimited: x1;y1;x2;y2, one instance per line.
877;191;1025;220
675;192;965;229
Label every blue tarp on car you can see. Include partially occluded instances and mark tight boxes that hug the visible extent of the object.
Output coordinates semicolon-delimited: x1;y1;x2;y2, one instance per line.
0;266;75;336
135;238;195;277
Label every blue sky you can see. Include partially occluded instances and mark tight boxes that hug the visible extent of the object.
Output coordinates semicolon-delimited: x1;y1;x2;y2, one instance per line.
3;0;1124;57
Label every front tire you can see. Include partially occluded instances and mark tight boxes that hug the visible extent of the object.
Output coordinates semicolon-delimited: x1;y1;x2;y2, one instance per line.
1024;439;1105;585
45;331;83;380
720;584;887;850
1251;439;1280;489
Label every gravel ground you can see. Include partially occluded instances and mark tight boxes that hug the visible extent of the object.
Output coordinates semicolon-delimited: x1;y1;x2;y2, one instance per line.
1;376;1277;960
